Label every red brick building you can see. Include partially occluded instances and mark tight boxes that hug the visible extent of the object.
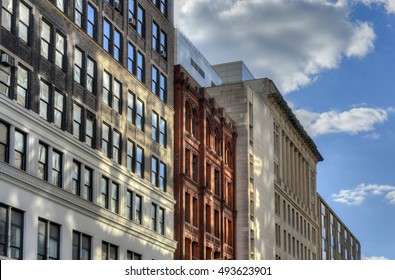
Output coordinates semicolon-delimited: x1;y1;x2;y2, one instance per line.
174;65;237;259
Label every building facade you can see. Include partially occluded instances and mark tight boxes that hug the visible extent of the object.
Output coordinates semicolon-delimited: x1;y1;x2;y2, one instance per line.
318;194;361;260
207;63;323;260
173;64;237;259
0;0;176;259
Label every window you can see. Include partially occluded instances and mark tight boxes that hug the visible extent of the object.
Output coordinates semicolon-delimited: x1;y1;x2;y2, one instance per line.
159;117;166;146
127;42;136;74
72;161;81;196
137;52;145;82
74;48;83;84
135;194;142;224
103;19;122;62
75;0;83;27
113;29;121;62
111;182;119;214
101;176;109;209
136;146;144;178
1;0;13;31
159;74;167;102
127;91;135;123
151;66;158;95
127;250;142;260
86;57;96;94
136;99;144;130
214;210;219;237
159;207;164;235
86;112;95;148
214;169;220;196
18;3;30;43
0;204;23;259
206;204;211;233
159;162;166;191
113;80;121;113
128;0;136;24
14;130;25;170
127;190;133;219
0;122;9;163
55;32;65;69
103;19;110;53
160;30;167;55
52;150;62;187
151;156;158;186
87;4;95;38
137;5;145;37
83;167;93;201
152;22;159;51
37;219;60;260
127;139;134;171
103;71;111;106
73;103;82;139
72;231;91;260
17;66;29;107
38;143;48;181
151;203;157;231
41;21;51;60
160;0;167;16
102;123;110;157
192;154;198;182
113;130;121;164
55;0;65;12
0;68;11;97
102;241;118;260
39;80;50;120
54;90;64;129
151;111;158;141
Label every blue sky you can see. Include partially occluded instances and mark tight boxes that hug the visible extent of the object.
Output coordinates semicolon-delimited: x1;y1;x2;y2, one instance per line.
176;0;395;260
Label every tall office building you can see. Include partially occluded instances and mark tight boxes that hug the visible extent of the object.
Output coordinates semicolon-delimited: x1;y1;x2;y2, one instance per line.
173;30;237;260
318;194;361;260
0;0;176;259
207;62;323;260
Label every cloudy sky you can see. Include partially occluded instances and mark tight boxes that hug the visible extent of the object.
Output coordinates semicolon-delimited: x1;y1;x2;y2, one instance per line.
175;0;395;260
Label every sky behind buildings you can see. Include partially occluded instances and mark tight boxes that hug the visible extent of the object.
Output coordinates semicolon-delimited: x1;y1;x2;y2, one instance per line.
175;0;395;260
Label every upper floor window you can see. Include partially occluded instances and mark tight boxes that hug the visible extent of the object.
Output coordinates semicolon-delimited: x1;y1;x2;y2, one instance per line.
102;241;118;260
37;142;48;181
152;0;167;17
55;0;65;12
137;5;145;37
127;91;135;123
0;204;23;259
128;0;136;24
74;48;83;84
127;42;136;74
75;1;96;39
39;80;50;120
112;130;121;164
83;166;93;201
72;231;91;260
159;117;166;147
136;98;144;131
102;122;110;157
37;218;61;260
0;122;9;163
1;0;13;31
137;52;145;82
19;3;31;43
103;71;111;106
103;19;122;62
0;68;11;98
52;150;62;187
136;146;144;178
55;32;66;69
14;130;26;171
17;66;30;108
159;73;167;102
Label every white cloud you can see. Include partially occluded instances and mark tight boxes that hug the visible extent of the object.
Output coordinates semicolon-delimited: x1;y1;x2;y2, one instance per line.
293;107;391;136
331;183;395;205
362;132;381;139
356;0;395;13
175;0;376;93
362;255;391;260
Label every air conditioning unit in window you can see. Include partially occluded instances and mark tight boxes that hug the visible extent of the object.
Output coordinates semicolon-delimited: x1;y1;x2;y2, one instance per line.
113;2;122;12
159;50;167;59
129;17;136;26
1;53;13;67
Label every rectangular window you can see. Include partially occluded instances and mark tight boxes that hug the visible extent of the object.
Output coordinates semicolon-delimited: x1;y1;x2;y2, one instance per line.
159;74;167;102
159;207;164;235
39;80;50;120
152;22;159;51
101;177;109;209
102;241;118;260
111;182;119;214
214;169;220;196
160;0;167;16
151;203;157;231
103;19;111;53
137;5;145;37
87;4;96;38
127;91;135;123
0;204;24;259
113;80;121;113
151;111;158;141
113;29;121;62
19;3;30;43
75;0;83;27
160;30;167;55
102;123;110;157
127;43;135;74
159;117;166;146
112;130;121;164
71;161;81;196
0;68;11;97
151;156;158;186
192;154;198;182
54;90;64;129
128;0;136;23
17;66;29;107
1;0;13;31
127;190;133;220
136;146;144;178
41;21;51;60
137;52;145;82
151;66;158;95
56;0;65;12
214;210;219;237
37;219;60;260
55;32;65;69
85;112;95;148
83;167;93;201
135;194;142;224
37;142;48;181
136;99;144;130
74;48;83;84
72;231;91;260
52;150;62;187
127;250;142;260
14;130;25;171
159;162;166;192
73;103;82;139
103;71;111;106
86;57;96;94
127;139;134;171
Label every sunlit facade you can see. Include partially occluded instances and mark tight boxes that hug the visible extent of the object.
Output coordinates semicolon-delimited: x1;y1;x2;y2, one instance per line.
318;194;361;260
0;0;176;259
207;64;323;260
